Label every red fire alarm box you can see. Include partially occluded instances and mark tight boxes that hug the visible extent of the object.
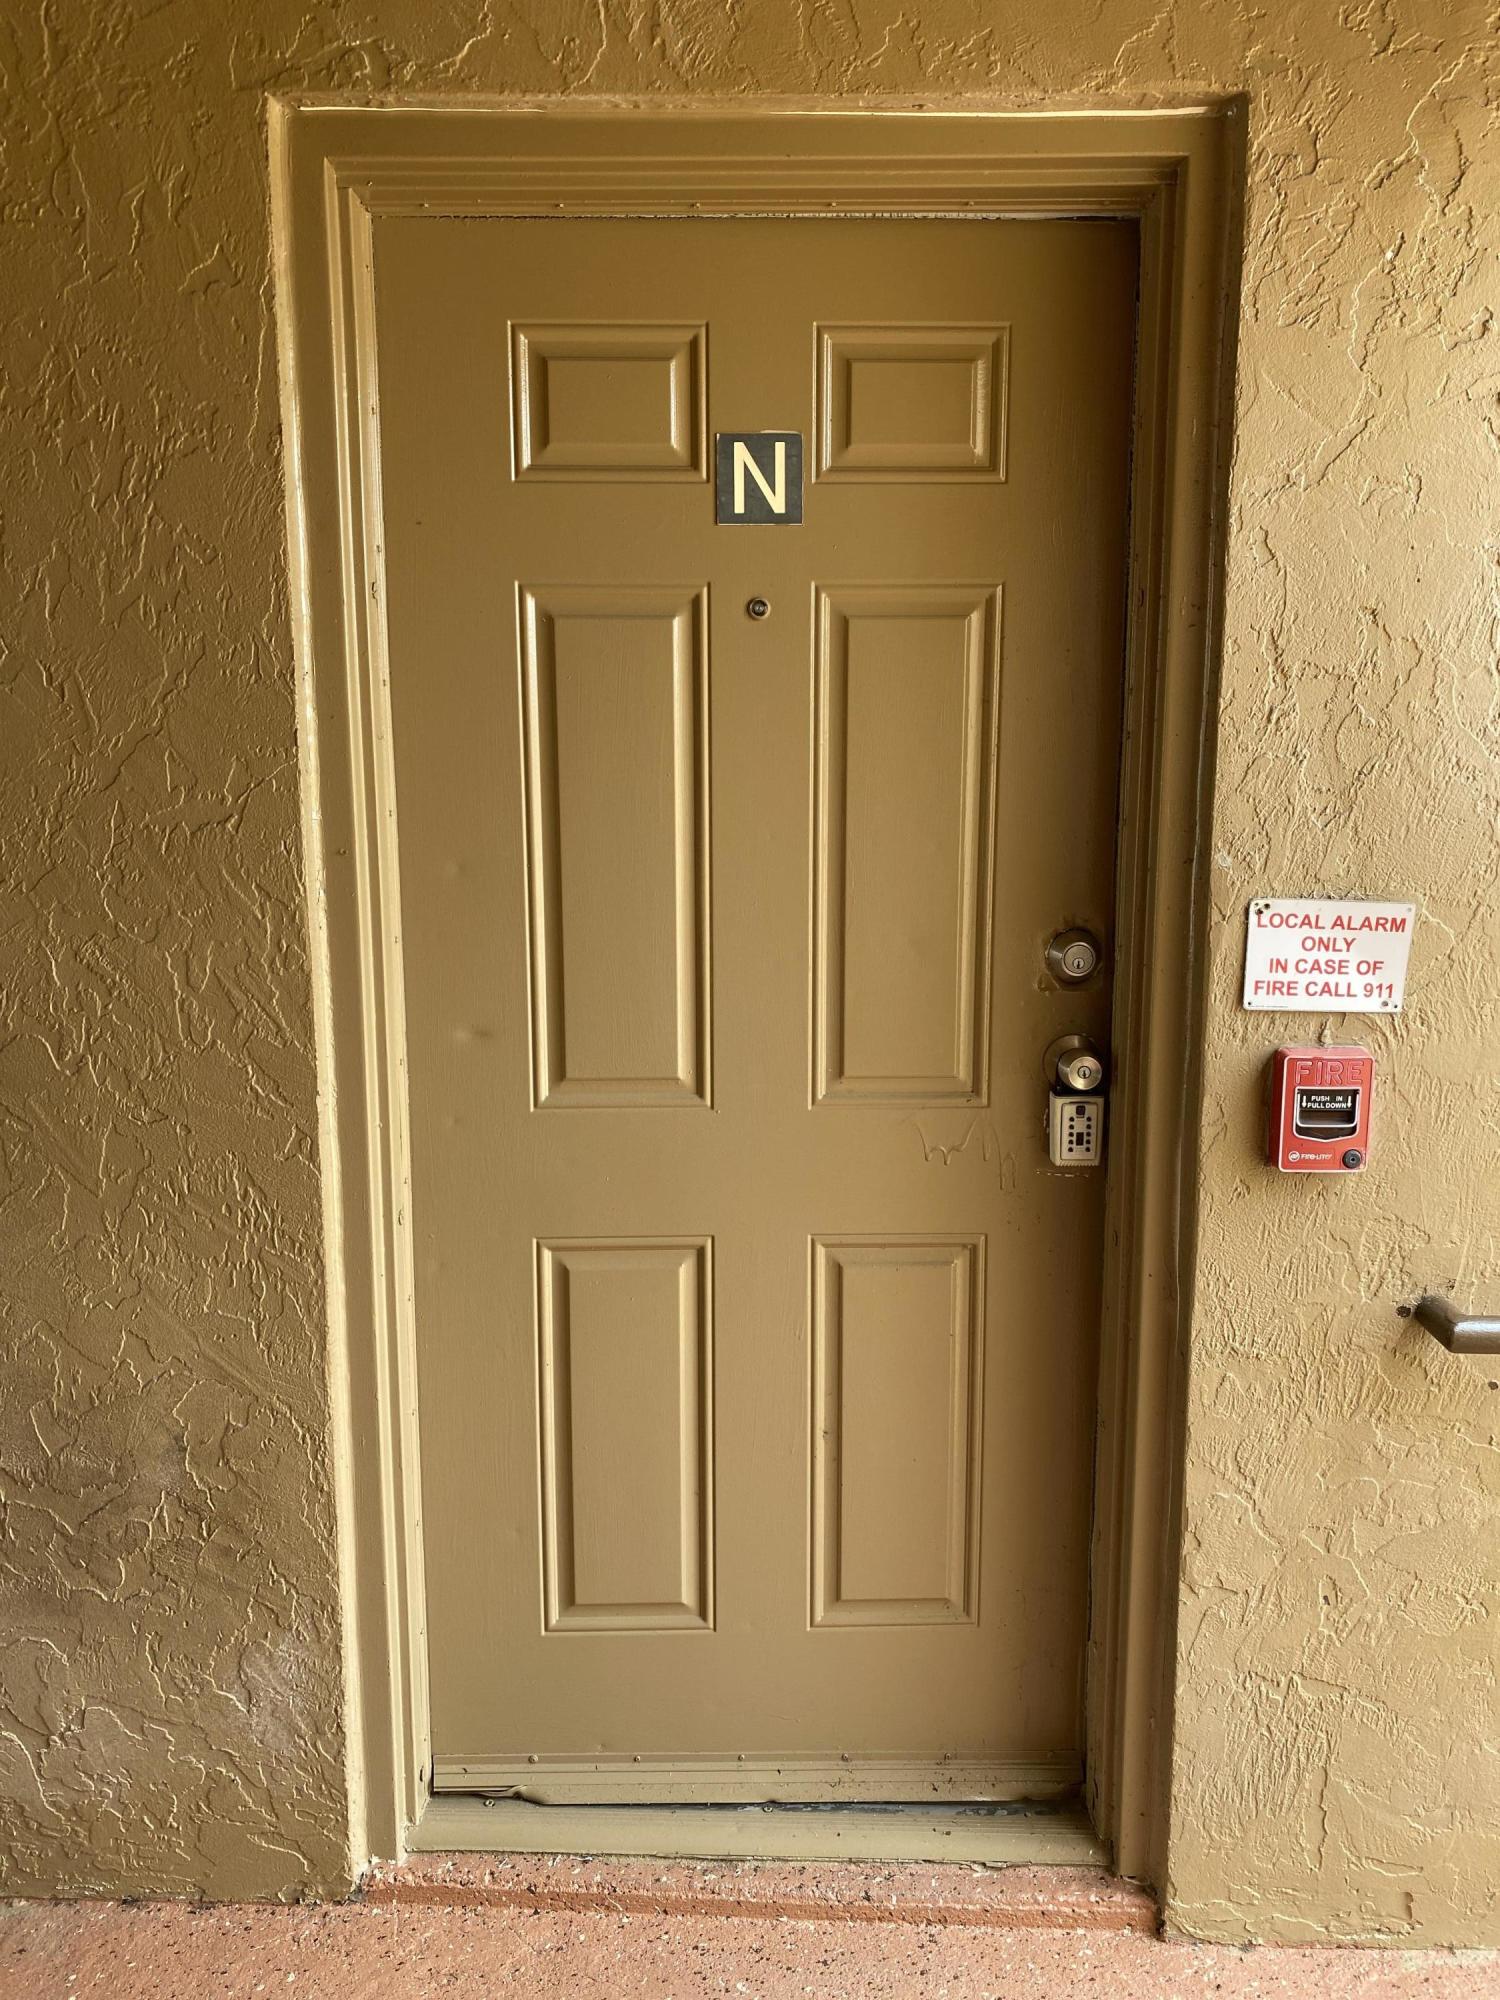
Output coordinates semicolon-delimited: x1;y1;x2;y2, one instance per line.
1269;1046;1373;1172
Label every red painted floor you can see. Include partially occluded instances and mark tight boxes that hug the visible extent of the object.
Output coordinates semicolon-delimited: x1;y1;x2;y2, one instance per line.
3;1863;1497;2000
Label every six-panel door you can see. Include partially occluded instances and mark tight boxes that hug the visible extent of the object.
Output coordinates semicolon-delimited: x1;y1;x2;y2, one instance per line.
374;216;1136;1801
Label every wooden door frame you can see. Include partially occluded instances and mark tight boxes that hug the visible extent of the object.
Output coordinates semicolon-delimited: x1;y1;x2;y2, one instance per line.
269;97;1242;1887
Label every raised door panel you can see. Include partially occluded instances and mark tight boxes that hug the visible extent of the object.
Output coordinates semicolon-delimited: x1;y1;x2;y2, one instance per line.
537;1239;714;1632
816;325;1009;480
519;585;711;1107
811;1237;984;1626
511;323;707;478
813;585;1002;1104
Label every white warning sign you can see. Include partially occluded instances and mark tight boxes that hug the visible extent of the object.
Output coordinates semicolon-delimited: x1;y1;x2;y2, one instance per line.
1242;898;1416;1013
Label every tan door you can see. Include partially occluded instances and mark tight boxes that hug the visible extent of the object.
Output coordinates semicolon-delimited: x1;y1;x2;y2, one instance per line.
373;216;1136;1802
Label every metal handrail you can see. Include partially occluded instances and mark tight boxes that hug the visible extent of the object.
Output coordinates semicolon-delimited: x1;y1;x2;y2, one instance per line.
1413;1295;1500;1356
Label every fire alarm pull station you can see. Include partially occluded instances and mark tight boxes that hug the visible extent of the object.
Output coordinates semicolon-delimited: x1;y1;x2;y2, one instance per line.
1269;1046;1373;1173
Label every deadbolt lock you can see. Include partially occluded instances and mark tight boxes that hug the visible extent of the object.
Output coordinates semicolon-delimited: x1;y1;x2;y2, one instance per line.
1046;927;1103;984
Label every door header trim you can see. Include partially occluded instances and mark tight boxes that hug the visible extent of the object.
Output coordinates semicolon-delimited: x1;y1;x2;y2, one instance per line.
269;97;1242;1890
284;97;1231;216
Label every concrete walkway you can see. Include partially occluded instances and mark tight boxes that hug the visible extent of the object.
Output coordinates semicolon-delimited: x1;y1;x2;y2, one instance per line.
3;1861;1496;1999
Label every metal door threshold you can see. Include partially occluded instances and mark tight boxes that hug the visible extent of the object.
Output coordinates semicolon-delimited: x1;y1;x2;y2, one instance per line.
410;1795;1105;1866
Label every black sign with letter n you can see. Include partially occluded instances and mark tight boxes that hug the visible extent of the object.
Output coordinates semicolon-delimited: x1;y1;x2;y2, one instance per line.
715;432;804;525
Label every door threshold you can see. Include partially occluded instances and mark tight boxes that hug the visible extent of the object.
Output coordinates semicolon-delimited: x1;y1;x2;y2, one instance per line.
409;1795;1106;1866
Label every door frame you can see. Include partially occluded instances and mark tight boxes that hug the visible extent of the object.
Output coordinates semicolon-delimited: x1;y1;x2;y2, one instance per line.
269;97;1242;1886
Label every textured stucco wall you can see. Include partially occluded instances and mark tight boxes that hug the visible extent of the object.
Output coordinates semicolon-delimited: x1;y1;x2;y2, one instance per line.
1;0;1495;1942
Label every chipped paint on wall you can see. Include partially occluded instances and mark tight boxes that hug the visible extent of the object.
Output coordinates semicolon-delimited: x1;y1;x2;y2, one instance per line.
0;0;1495;1943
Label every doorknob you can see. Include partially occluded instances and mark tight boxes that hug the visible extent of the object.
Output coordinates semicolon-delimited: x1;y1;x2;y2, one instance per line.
1410;1295;1500;1355
1044;1035;1107;1167
1044;1033;1106;1093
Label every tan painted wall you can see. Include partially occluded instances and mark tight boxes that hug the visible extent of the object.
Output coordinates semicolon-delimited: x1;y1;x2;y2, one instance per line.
1;0;1494;1943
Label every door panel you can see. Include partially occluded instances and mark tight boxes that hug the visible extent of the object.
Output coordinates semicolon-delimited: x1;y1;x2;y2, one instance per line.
511;322;708;480
816;325;1007;479
810;1236;984;1627
537;1238;713;1632
813;584;1000;1102
373;215;1137;1801
518;584;711;1106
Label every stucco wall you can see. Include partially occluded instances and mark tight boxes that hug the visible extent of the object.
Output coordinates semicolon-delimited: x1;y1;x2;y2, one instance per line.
1;0;1495;1943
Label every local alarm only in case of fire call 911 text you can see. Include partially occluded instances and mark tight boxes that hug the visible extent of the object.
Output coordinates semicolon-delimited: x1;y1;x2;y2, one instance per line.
1244;898;1411;1176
